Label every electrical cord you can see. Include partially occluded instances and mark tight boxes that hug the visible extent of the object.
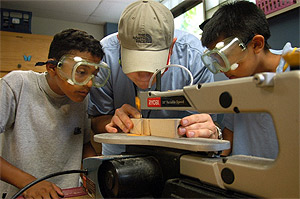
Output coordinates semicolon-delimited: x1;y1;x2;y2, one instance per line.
148;64;194;89
11;169;88;199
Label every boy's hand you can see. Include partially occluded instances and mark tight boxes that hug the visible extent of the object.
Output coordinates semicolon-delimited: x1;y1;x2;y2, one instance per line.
105;104;141;133
178;114;219;139
23;180;64;199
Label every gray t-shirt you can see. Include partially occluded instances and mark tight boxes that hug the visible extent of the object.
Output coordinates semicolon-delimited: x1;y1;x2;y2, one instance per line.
0;71;91;197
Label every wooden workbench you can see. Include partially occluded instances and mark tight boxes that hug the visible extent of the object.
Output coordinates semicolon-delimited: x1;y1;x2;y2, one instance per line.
60;187;92;199
16;187;92;199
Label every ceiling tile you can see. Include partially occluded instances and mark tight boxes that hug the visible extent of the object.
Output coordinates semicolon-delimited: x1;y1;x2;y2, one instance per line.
88;0;137;24
0;0;163;25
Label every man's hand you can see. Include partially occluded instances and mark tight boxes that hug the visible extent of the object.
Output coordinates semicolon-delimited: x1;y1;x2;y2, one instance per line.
23;180;63;199
105;104;141;133
178;113;219;139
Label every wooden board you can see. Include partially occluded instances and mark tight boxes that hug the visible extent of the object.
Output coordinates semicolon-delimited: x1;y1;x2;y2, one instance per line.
16;187;91;199
131;118;181;138
94;133;230;152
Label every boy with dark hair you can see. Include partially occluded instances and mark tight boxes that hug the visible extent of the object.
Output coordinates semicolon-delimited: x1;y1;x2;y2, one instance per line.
201;0;297;158
202;0;272;52
0;29;109;198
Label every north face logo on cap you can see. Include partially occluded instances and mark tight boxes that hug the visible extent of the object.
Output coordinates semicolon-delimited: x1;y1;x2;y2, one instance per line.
133;34;152;44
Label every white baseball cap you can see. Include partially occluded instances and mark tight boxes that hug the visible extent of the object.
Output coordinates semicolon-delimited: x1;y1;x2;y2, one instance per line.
118;0;174;74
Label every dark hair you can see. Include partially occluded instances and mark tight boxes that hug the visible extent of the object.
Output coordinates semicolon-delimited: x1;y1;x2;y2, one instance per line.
201;0;271;50
48;29;104;60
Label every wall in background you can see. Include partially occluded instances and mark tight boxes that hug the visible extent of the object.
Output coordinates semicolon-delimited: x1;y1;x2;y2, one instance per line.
31;16;104;41
267;7;299;49
104;22;118;37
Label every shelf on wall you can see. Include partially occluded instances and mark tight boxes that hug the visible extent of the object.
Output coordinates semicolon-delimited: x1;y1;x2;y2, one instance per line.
266;2;300;19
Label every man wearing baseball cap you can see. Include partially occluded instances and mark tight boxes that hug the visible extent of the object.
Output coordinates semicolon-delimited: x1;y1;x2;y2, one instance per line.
88;0;217;155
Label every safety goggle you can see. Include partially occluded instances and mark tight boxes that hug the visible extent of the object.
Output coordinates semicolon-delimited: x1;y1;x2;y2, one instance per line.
201;37;252;74
36;55;110;87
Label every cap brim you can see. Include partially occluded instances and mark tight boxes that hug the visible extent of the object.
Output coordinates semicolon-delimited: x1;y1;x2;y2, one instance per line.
121;46;169;74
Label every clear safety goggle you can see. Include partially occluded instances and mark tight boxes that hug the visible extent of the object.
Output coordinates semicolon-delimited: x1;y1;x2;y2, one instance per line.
201;37;252;74
56;55;110;87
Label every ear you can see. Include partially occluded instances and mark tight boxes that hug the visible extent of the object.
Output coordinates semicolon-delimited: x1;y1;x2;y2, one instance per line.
46;59;57;77
251;35;265;54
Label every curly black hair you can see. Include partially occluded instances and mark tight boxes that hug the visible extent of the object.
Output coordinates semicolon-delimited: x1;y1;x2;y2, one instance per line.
48;29;104;60
201;1;271;50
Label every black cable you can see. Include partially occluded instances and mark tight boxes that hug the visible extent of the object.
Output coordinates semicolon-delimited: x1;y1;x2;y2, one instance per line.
35;60;58;66
11;169;88;199
155;72;161;91
2;193;7;199
145;110;152;118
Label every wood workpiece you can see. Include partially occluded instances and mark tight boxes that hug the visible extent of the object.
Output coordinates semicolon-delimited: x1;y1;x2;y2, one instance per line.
130;118;181;138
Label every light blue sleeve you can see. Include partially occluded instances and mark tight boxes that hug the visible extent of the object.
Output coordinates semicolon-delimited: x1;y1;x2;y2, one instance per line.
173;29;214;85
88;73;114;116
